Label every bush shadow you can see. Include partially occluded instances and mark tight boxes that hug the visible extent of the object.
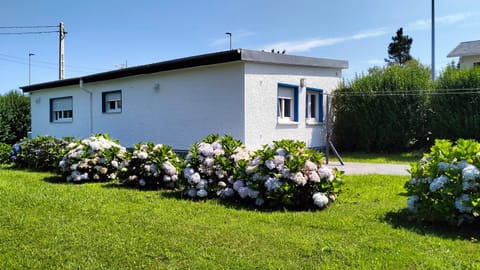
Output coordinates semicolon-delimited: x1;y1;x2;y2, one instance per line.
383;208;480;242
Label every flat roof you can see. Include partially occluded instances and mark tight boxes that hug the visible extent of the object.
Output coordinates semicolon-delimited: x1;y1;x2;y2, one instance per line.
447;40;480;57
21;49;348;92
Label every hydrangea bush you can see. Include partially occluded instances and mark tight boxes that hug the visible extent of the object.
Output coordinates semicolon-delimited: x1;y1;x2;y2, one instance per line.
59;134;127;182
406;139;480;225
234;139;343;209
11;136;72;171
118;142;181;189
182;134;250;199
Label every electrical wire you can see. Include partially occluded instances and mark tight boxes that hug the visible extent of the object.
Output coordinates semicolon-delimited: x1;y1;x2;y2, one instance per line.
0;30;59;35
0;25;57;29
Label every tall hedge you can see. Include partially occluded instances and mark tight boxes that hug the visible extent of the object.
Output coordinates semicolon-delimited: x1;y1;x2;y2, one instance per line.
429;65;480;141
332;60;432;152
0;91;31;144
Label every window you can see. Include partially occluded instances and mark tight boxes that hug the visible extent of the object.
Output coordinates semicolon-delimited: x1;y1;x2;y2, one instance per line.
102;90;122;113
277;84;298;122
306;88;323;123
50;97;73;123
474;62;480;67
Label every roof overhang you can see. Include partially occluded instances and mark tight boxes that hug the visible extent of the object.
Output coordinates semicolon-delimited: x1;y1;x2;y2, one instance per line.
21;49;348;93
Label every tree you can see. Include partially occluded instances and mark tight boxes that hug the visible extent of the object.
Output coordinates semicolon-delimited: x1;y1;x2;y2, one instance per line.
385;27;413;65
0;90;31;144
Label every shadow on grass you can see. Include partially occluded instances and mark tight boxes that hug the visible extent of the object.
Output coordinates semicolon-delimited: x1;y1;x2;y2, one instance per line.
43;175;69;184
383;208;480;242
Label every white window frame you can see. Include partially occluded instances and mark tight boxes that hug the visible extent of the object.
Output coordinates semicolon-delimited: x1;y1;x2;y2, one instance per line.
50;97;73;123
102;90;122;113
277;84;298;123
306;88;323;124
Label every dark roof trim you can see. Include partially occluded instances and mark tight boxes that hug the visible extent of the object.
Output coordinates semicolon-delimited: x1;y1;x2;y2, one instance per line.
21;49;348;92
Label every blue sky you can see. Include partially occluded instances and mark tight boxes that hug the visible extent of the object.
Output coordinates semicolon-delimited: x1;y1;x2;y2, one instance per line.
1;0;479;93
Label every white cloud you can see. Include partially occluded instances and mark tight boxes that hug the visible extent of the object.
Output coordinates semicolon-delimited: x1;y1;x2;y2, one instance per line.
408;12;473;30
260;28;389;53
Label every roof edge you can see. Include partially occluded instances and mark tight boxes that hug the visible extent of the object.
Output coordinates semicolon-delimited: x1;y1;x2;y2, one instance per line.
21;49;348;92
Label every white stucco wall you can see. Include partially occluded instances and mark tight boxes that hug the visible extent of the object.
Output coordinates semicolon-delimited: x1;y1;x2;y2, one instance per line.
460;55;480;69
30;62;245;149
243;62;342;149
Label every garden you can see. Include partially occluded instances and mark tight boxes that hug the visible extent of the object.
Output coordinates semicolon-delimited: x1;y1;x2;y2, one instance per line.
1;133;480;269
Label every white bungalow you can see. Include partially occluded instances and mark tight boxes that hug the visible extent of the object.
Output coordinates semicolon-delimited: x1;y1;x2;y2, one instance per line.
447;40;480;69
21;49;348;150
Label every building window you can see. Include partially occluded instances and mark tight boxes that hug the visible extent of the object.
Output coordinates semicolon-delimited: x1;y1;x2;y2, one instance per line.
306;88;323;123
277;83;298;122
474;62;480;67
102;90;122;113
50;97;73;123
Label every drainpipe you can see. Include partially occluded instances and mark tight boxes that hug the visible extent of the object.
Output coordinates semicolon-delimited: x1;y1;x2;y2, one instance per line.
79;79;93;135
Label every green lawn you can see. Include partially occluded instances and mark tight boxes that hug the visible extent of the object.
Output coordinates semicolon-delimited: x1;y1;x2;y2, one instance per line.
333;151;423;164
0;169;479;269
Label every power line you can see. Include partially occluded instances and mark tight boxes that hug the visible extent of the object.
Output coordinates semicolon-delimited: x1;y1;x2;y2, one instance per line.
329;88;480;97
0;30;59;35
0;25;57;29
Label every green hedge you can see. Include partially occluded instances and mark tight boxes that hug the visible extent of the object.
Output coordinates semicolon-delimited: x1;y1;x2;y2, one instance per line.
332;60;432;152
429;65;480;141
333;62;480;152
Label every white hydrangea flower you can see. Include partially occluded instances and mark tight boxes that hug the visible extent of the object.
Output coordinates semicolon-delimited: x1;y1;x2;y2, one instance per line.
318;166;334;182
162;161;177;176
138;178;146;187
213;148;225;156
305;160;318;171
99;167;108;174
455;194;473;213
215;170;226;179
203;157;215;168
429;175;449;192
217;181;227;188
111;160;119;168
312;192;329;208
163;175;171;182
246;165;257;175
290;172;307;186
198;142;214;157
273;155;285;167
407;195;419;212
137;152;148;160
171;175;178;182
197;189;208;198
308;171;321;183
231;147;250;163
212;141;222;150
437;162;451;172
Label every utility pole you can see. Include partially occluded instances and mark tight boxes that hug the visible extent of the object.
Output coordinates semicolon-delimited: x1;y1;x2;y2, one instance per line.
431;0;435;80
59;22;65;80
28;52;35;85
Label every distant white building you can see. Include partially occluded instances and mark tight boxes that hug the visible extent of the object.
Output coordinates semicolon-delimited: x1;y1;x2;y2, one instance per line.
21;49;348;150
447;40;480;69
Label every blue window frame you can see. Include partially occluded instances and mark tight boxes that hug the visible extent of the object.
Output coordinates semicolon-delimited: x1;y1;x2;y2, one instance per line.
306;87;323;123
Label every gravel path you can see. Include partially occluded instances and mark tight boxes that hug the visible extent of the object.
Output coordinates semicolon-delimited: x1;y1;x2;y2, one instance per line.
327;162;410;176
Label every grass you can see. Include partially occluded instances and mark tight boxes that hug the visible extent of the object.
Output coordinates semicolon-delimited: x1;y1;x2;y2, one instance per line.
336;151;423;164
1;169;479;269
